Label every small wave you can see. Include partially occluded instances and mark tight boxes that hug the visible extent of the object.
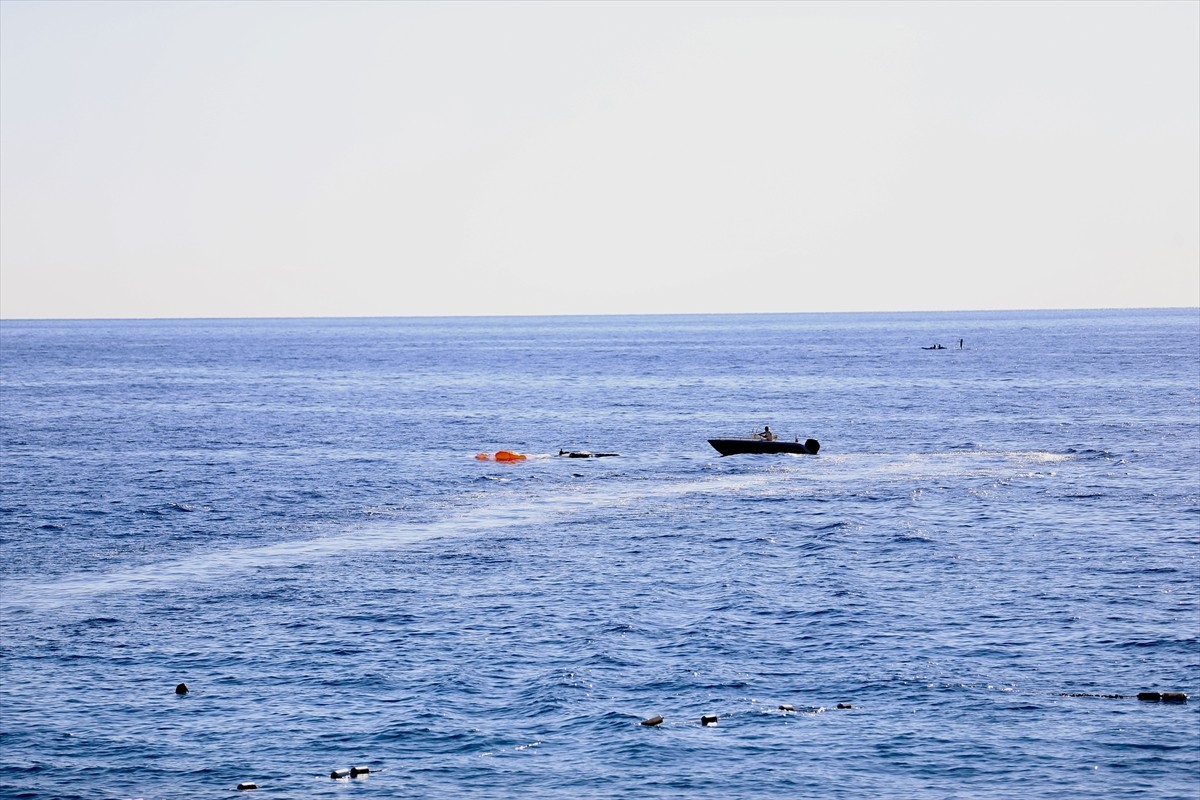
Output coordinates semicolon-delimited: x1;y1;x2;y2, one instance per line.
1064;447;1115;460
1098;741;1196;752
1116;637;1197;649
1010;451;1075;464
363;504;411;517
892;533;934;544
135;502;196;516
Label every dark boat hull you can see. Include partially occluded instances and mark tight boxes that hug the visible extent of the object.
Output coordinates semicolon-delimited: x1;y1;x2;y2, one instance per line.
708;438;820;456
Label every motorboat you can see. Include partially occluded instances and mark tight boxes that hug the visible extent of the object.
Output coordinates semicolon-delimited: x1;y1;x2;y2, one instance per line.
708;437;820;456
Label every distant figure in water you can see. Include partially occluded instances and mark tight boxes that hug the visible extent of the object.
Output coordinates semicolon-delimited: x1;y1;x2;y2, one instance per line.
759;426;777;441
959;339;964;349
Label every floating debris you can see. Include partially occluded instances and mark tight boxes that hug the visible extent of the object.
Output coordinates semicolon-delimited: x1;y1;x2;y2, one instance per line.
641;715;664;726
475;451;527;461
236;782;257;791
174;683;188;695
1138;691;1189;703
350;766;371;776
700;715;718;726
330;768;351;779
837;703;852;709
778;704;794;712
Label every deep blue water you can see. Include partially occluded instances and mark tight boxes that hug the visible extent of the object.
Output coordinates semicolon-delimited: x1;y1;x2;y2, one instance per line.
1;309;1197;799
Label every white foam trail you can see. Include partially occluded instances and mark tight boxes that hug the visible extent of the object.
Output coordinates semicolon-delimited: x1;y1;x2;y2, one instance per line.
1;470;772;609
1;450;1073;609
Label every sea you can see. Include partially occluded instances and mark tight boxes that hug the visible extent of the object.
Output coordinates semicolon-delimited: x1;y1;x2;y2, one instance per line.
0;309;1197;799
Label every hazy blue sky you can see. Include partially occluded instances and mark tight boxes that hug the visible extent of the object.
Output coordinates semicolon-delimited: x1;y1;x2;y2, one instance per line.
1;0;1197;319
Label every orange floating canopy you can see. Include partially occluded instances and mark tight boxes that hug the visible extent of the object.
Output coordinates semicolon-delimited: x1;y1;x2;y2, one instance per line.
494;450;527;461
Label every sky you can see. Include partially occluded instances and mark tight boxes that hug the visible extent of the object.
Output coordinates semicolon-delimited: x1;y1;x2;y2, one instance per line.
1;0;1197;319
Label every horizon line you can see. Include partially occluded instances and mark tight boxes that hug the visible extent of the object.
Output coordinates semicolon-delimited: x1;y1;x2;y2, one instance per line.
1;306;1197;323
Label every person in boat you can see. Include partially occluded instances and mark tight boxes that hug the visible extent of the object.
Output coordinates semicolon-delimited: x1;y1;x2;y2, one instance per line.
758;426;777;441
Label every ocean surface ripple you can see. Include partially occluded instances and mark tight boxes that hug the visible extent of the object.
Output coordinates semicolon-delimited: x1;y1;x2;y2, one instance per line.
1;310;1197;798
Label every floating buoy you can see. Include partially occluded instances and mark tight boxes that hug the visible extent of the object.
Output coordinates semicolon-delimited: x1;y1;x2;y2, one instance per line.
778;704;794;712
805;439;820;454
641;715;663;726
700;714;718;726
1137;692;1162;702
175;683;188;695
476;451;528;461
350;766;371;776
236;782;257;791
837;703;852;709
330;768;351;779
1162;692;1189;703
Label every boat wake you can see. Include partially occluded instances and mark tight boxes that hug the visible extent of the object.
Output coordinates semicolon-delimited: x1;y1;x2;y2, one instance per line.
2;450;1077;610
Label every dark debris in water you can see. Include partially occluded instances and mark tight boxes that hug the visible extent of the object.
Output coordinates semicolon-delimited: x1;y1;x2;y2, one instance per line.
1060;691;1189;703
